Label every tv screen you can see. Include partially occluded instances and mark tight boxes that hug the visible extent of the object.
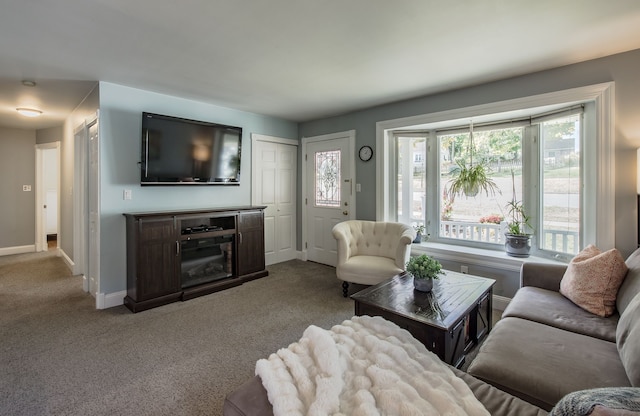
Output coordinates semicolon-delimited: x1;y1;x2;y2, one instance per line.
141;112;242;185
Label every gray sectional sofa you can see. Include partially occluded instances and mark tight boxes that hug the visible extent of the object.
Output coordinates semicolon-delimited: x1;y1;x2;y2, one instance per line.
468;248;640;411
223;367;547;416
224;248;640;415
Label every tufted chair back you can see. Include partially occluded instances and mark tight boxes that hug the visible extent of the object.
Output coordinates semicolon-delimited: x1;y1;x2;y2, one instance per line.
333;220;415;269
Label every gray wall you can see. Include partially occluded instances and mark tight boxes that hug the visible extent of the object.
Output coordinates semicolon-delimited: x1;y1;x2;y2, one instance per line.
36;125;63;144
97;82;298;295
0;127;36;249
299;48;640;259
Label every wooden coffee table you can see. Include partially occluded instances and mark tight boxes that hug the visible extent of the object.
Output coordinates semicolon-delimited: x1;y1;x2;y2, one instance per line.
351;270;495;368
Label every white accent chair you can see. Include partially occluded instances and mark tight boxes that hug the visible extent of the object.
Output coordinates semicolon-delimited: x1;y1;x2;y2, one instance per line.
332;220;416;297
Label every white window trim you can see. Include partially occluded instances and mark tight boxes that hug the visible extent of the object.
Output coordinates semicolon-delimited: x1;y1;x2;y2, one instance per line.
376;83;615;261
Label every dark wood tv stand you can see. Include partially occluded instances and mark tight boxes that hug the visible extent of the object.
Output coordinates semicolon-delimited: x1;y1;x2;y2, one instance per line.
123;206;268;312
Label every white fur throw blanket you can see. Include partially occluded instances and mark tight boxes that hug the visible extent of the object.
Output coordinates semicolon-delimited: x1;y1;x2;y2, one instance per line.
255;315;489;416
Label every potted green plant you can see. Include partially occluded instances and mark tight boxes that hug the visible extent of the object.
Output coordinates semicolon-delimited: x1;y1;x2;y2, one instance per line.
446;121;500;199
447;159;500;198
406;254;444;292
504;171;533;257
413;224;425;243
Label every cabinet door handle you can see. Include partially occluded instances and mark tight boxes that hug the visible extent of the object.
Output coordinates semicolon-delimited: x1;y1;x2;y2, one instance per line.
176;241;180;256
238;232;243;245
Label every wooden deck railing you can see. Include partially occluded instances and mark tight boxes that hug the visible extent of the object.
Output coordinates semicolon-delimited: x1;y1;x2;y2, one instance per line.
437;221;579;254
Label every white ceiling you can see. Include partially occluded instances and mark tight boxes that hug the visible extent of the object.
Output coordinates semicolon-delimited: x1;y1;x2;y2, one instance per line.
2;0;640;130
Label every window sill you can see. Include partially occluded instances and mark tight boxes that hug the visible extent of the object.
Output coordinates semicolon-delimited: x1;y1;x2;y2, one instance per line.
411;241;566;273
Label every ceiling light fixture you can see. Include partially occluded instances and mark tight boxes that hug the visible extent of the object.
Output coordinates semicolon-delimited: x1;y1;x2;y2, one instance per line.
16;107;43;117
22;80;37;87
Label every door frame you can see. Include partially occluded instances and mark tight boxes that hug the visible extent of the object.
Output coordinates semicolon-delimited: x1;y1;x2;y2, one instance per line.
73;122;87;282
301;130;356;261
73;113;100;305
35;142;60;252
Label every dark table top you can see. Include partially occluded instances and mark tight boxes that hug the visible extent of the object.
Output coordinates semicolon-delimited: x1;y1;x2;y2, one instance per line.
351;271;496;331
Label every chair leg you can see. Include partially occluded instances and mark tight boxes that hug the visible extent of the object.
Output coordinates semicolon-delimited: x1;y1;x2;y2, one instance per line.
342;281;349;298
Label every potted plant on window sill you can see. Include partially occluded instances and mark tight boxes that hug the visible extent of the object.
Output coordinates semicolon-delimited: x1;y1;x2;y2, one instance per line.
413;224;425;243
406;254;444;292
504;172;533;257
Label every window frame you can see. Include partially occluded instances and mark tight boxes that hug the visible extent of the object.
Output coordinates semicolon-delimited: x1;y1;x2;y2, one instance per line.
431;124;527;250
376;83;615;262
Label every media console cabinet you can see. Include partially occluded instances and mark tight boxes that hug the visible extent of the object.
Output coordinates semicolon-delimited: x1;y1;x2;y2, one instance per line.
123;206;268;313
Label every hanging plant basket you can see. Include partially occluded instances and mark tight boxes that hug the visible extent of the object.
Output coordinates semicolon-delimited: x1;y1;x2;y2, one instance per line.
448;160;499;198
446;121;500;199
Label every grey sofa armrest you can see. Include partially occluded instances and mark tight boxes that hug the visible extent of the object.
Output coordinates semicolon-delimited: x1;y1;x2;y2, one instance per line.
520;262;568;292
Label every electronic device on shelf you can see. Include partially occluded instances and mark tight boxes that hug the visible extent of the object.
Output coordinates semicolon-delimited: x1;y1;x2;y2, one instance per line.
181;225;224;235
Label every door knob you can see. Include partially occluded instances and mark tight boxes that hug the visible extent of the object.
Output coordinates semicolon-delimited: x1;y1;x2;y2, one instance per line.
343;211;349;215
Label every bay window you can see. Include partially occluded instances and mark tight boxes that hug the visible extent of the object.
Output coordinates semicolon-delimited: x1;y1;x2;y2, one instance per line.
389;103;591;261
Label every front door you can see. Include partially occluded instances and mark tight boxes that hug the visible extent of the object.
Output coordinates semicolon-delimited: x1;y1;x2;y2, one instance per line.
304;131;355;266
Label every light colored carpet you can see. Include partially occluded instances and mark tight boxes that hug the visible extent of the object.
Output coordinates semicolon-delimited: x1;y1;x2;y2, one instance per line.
0;251;496;415
0;251;353;416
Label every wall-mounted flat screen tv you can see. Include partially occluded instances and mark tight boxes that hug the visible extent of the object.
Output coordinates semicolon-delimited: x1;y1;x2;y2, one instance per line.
141;112;242;185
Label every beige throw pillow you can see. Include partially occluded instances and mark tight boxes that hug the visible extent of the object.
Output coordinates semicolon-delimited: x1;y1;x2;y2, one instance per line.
560;245;628;317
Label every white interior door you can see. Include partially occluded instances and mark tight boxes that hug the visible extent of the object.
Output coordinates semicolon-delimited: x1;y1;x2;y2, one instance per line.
35;143;60;252
304;131;355;266
252;135;298;265
45;190;58;235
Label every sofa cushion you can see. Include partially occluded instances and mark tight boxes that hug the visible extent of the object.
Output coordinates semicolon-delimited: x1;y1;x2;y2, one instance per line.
617;247;640;315
560;245;628;317
467;317;631;411
454;369;547;416
617;292;640;387
335;255;403;285
502;286;618;342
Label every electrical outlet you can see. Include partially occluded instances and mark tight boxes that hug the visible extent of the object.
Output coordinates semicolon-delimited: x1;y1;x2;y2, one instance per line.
22;185;31;192
356;183;361;192
460;265;469;274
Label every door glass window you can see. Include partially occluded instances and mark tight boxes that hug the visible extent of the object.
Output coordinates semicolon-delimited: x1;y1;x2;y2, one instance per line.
315;150;341;207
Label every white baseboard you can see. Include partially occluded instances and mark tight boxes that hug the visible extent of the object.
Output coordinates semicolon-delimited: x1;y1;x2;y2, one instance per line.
0;245;35;256
59;248;75;272
96;290;126;309
492;295;511;311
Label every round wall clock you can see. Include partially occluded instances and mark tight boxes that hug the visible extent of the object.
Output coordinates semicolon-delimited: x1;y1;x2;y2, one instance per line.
359;145;373;162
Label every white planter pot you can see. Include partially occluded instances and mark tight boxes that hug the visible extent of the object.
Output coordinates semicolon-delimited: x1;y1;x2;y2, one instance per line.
413;276;434;292
505;234;531;257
